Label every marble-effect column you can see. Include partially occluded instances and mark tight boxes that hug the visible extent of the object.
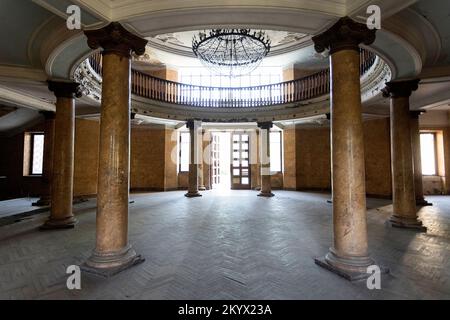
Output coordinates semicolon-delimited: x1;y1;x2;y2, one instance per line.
33;111;55;207
185;119;202;197
83;22;148;276
312;17;386;280
40;81;80;230
383;80;427;231
257;122;274;197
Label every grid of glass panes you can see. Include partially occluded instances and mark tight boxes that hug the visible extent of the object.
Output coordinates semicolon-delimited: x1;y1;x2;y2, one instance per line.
178;66;282;102
179;132;190;172
212;134;220;185
31;133;44;175
270;131;282;172
231;133;250;188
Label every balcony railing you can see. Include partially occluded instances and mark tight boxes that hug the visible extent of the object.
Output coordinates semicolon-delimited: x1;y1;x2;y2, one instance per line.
88;49;376;108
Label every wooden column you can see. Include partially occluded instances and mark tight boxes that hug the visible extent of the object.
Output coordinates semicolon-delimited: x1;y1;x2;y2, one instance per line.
185;119;202;197
33;111;55;207
383;80;427;231
312;17;385;280
41;81;79;230
257;121;274;197
83;22;148;276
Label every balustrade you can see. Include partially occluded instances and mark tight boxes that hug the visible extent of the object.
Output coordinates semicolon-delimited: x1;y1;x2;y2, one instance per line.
87;49;376;108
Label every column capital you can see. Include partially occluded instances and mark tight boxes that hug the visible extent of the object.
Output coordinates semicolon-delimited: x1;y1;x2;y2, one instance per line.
410;110;426;119
47;80;81;99
382;79;420;98
312;17;376;55
40;111;56;120
84;22;148;58
257;121;273;130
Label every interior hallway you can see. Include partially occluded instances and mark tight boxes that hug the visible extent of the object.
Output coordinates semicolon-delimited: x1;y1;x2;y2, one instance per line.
0;191;449;300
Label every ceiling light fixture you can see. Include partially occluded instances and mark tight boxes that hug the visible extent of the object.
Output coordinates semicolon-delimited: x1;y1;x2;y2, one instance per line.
192;29;271;77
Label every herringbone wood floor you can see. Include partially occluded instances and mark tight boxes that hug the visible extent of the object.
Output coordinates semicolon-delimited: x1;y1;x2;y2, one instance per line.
0;190;449;299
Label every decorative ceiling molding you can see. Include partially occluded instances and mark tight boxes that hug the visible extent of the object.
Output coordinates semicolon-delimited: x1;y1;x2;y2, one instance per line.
73;0;416;24
382;8;441;67
0;85;55;112
349;0;419;21
33;0;106;28
0;65;47;82
78;0;348;22
420;66;450;80
147;30;311;59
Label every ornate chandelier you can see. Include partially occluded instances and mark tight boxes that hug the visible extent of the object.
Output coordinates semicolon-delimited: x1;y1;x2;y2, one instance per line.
192;29;271;77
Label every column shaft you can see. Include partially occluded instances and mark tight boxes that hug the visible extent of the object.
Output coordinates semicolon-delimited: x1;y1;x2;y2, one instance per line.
83;22;147;275
41;91;77;229
258;123;274;197
96;53;130;253
388;95;426;230
311;17;382;280
329;49;371;267
185;120;202;197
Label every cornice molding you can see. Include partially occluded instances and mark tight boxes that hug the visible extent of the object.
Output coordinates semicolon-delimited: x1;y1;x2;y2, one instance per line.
383;8;441;67
42;26;85;77
33;0;107;27
146;34;313;60
0;85;55;112
0;65;47;82
108;1;346;22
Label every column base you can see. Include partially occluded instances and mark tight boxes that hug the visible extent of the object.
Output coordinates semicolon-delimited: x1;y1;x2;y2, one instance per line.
315;249;388;281
258;192;274;197
40;216;77;230
81;245;145;278
198;186;207;191
388;215;427;232
185;191;202;198
416;198;433;207
32;197;51;207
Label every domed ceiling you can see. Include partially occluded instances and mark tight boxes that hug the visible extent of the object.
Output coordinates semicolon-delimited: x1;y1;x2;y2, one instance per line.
148;30;309;56
141;29;328;70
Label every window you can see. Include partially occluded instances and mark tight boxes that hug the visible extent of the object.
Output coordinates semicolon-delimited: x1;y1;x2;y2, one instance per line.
270;131;282;172
24;132;44;176
179;132;190;172
420;133;437;176
179;66;282;87
178;66;283;102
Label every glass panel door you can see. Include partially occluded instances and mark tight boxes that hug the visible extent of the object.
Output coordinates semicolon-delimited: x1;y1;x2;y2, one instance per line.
212;133;221;186
230;132;251;189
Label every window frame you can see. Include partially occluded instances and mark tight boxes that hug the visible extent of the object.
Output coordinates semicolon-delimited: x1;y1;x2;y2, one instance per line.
269;130;283;173
28;132;45;176
178;131;190;173
420;132;438;176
